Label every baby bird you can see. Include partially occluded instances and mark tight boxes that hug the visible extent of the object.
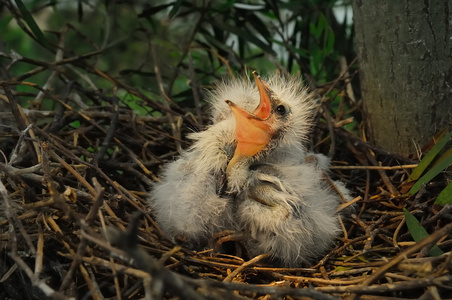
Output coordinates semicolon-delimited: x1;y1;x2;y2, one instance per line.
151;71;350;266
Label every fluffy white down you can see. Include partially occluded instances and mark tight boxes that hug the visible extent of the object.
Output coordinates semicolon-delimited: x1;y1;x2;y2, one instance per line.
150;73;351;266
151;120;235;244
238;154;350;266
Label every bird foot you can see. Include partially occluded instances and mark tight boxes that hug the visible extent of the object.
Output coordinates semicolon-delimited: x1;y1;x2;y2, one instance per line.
210;230;247;258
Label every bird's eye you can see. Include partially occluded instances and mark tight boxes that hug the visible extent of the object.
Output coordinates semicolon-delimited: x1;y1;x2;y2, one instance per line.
276;105;286;116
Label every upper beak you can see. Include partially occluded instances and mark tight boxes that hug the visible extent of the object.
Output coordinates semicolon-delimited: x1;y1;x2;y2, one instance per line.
251;71;272;119
226;71;277;175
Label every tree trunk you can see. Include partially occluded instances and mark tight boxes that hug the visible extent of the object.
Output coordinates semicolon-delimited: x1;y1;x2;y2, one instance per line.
352;0;452;156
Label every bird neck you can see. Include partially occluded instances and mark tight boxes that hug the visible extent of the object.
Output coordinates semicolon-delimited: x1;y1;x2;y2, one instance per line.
226;152;244;179
225;152;252;192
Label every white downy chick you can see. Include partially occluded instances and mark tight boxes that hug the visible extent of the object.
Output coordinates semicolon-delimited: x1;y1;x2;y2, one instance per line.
151;71;350;266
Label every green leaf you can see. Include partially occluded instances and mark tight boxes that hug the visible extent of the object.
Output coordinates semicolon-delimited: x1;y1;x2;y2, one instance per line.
199;29;235;54
273;40;311;58
435;182;452;206
138;3;173;18
245;13;272;43
357;255;369;263
310;13;327;40
0;14;13;30
168;0;183;19
334;266;351;272
434;147;452;166
324;26;335;55
208;18;276;55
409;147;452;194
409;131;452;182
403;208;444;256
70;120;80;128
14;0;50;48
233;3;265;10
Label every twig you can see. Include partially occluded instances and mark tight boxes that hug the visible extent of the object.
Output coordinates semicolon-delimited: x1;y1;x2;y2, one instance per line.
1;83;38;164
361;222;452;286
1;174;71;299
150;43;182;153
48;80;74;133
273;25;310;75
280;274;365;286
316;275;452;294
330;164;418;170
364;149;399;196
322;103;337;158
200;280;339;300
0;178;37;254
34;222;44;276
188;51;204;126
47;147;96;195
337;196;362;213
59;178;105;293
8;123;33;165
338;56;357;103
83;220;209;300
93;95;119;166
34;25;67;107
223;253;271;282
9;251;74;300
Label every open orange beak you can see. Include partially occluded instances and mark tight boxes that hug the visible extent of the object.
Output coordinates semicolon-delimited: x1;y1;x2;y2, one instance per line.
226;71;276;174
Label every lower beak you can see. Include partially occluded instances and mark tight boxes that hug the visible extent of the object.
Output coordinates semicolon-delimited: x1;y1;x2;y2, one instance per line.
226;71;276;175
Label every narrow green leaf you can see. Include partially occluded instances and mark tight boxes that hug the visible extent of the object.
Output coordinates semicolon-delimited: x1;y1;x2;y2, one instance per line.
403;209;444;256
208;18;276;55
168;0;183;19
273;40;311;58
310;13;327;40
409;131;452;182
138;3;173;18
0;14;13;30
357;255;369;263
199;29;235;54
77;0;83;21
434;147;452;166
245;13;272;43
233;3;265;10
334;266;352;272
70;120;80;128
14;0;50;48
435;182;452;206
409;148;452;194
324;27;335;55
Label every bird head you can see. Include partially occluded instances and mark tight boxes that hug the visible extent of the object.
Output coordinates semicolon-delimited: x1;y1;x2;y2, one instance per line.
225;71;294;179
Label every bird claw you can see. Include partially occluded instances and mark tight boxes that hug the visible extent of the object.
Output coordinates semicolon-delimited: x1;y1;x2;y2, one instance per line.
210;230;246;258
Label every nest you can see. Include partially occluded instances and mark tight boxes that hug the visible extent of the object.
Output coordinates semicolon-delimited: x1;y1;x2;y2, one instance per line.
1;59;452;300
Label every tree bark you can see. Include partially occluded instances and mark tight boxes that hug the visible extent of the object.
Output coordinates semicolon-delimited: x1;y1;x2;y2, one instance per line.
352;0;452;156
